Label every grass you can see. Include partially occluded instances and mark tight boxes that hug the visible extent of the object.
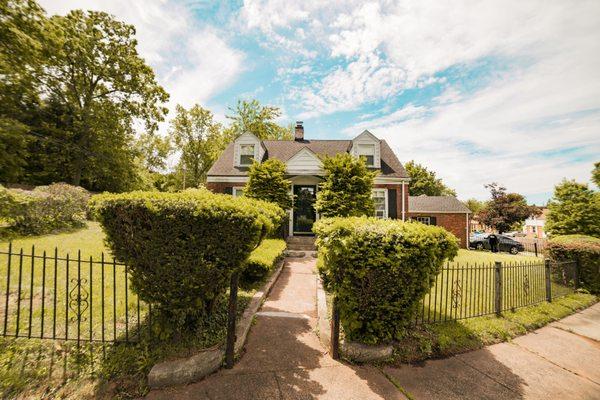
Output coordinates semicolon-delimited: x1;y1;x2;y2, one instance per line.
450;249;540;265
0;223;287;399
392;292;598;364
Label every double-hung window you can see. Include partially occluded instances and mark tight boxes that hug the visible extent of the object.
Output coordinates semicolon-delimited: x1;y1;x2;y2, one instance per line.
240;144;255;165
357;144;375;167
415;216;431;225
233;187;245;197
372;189;387;219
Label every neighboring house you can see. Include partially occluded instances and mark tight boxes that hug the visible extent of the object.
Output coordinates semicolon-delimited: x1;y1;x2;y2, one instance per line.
206;122;471;247
522;207;548;239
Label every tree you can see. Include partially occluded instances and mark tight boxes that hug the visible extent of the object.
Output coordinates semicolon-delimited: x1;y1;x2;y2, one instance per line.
477;183;540;233
463;198;486;214
404;161;456;196
546;180;600;237
315;153;377;218
244;159;292;210
592;162;600;188
39;10;169;186
225;99;293;140
170;104;227;189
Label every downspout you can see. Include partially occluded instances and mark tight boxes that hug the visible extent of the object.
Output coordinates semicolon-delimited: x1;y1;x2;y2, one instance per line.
401;183;406;221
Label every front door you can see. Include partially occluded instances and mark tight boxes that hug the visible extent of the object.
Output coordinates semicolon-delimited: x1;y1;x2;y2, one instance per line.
293;185;316;235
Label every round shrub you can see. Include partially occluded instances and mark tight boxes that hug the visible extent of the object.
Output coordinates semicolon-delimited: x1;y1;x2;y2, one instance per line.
547;235;600;294
8;183;89;235
315;217;459;344
91;189;285;327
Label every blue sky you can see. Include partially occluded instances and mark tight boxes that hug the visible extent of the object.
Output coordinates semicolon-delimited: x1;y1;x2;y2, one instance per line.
41;1;600;203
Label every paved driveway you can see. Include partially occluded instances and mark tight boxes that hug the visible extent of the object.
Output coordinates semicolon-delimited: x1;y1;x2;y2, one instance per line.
146;256;600;399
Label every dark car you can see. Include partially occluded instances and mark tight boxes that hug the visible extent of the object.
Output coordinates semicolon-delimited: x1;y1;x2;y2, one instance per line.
469;234;525;254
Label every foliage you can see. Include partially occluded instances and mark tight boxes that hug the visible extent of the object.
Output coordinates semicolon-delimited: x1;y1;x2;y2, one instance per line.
244;158;293;210
463;198;485;214
4;183;89;235
91;189;285;329
225;99;293;140
240;239;287;286
546;180;600;237
170;104;228;189
315;153;377;218
404;160;456;197
477;183;540;233
547;235;600;294
593;161;600;188
0;2;169;191
315;217;459;344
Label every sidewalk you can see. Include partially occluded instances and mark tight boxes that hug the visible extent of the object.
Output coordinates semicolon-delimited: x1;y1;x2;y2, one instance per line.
146;256;600;400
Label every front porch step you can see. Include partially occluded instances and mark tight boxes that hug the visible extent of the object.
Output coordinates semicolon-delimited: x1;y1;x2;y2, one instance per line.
286;236;316;251
287;244;316;251
286;236;316;244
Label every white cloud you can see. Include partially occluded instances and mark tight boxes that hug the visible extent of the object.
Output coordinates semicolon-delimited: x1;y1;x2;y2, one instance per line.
40;0;245;111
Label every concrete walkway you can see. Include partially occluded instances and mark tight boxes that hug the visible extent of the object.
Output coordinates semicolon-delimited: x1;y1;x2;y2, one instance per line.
146;256;600;400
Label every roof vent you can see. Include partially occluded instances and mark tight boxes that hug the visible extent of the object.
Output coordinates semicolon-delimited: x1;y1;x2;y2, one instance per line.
294;121;304;141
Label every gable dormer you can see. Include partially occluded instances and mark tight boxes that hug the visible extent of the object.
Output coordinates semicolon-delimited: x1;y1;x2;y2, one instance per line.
233;132;264;167
351;130;381;168
286;147;323;175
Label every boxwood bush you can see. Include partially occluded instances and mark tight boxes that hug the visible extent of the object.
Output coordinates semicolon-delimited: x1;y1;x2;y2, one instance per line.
240;239;287;286
315;217;459;344
547;235;600;294
91;189;285;328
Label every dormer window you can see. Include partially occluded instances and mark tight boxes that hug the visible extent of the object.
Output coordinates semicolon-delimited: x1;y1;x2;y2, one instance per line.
240;144;255;165
357;144;375;166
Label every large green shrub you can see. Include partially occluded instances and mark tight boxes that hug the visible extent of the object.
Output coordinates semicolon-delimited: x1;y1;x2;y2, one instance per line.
244;159;293;210
91;189;285;327
547;235;600;294
315;217;459;344
240;239;287;286
5;183;90;235
315;153;377;218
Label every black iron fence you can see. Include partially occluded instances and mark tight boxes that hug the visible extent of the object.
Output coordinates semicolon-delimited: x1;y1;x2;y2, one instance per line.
414;259;579;325
514;237;547;257
1;243;148;345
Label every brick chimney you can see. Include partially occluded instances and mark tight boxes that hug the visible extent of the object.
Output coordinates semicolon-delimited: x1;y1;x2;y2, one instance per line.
294;121;304;141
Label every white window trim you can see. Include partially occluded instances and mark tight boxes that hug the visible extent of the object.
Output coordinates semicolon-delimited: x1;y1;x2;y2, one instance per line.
416;216;431;225
357;144;376;167
233;187;245;197
372;188;388;219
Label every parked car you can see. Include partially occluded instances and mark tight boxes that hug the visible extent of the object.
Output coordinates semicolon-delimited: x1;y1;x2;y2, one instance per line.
469;234;525;254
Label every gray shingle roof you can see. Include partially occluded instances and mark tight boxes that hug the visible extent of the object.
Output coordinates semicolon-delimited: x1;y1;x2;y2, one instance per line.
207;139;409;178
409;196;471;213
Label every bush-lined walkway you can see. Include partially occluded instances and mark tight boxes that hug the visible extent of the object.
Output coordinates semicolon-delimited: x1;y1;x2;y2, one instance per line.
146;255;600;400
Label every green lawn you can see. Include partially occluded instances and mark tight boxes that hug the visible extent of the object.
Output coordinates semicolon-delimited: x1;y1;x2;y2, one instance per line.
450;249;540;265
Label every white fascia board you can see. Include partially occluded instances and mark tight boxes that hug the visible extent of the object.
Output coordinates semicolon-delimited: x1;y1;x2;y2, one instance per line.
374;177;410;184
206;176;249;183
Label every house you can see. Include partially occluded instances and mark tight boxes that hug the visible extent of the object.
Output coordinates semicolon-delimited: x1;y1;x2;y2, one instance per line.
522;207;548;239
206;122;471;247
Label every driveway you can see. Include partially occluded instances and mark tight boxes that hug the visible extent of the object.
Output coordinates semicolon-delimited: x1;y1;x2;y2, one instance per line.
146;256;600;399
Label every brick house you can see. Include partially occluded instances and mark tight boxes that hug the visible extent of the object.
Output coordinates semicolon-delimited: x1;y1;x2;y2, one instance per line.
206;122;471;247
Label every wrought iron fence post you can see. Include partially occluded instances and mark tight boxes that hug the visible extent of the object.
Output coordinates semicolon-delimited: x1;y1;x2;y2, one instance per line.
545;259;552;302
534;242;538;258
494;261;502;316
225;271;239;369
574;259;580;289
331;295;340;360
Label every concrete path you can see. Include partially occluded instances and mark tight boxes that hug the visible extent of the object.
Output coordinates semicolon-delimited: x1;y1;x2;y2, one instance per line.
146;256;600;400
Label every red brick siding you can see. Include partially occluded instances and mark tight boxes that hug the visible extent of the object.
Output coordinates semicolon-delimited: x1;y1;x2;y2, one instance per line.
374;184;408;220
407;212;470;248
205;182;246;194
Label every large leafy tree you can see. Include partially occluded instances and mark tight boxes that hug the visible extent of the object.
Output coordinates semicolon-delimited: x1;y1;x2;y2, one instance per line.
546;180;600;237
225;99;293;140
592;161;600;188
170;104;227;189
463;198;486;214
244;159;292;210
477;183;540;233
0;0;46;182
315;153;377;217
404;161;456;197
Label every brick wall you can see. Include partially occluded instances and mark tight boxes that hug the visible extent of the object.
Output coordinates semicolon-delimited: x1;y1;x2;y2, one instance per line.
374;183;408;220
205;182;246;194
407;212;470;248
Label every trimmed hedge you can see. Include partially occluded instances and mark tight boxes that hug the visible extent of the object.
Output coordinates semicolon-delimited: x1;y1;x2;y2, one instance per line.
547;235;600;294
241;239;287;286
1;183;90;235
315;217;459;344
91;189;285;327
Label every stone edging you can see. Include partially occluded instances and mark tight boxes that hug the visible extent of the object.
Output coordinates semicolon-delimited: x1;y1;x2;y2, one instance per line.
315;277;393;363
148;258;286;388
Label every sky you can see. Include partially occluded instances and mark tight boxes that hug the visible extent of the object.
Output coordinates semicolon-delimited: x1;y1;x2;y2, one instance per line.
39;0;600;204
